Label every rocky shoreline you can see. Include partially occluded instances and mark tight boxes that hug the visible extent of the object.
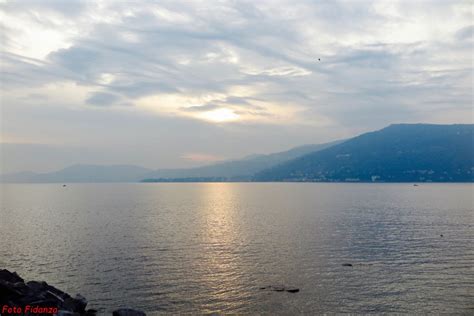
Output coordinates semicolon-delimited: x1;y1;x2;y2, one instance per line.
0;269;145;315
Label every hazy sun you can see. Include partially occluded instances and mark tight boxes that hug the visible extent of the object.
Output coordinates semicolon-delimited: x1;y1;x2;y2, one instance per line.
199;108;240;122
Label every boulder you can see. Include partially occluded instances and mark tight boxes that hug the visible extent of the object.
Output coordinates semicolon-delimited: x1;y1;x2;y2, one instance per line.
0;270;24;283
63;294;87;313
260;285;300;293
26;280;49;292
85;308;98;315
286;287;300;293
271;285;285;292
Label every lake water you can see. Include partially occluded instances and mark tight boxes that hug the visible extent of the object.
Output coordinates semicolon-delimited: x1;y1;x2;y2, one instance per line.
1;183;473;314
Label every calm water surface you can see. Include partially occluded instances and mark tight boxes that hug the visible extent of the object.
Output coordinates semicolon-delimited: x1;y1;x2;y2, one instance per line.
1;183;473;314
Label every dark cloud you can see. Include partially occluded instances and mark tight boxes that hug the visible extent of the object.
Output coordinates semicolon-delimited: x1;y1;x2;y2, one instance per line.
86;92;121;106
181;104;220;112
50;47;102;73
225;96;251;104
109;81;178;98
455;25;473;40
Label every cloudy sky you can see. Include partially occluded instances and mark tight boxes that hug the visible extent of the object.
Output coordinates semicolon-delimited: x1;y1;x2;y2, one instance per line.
1;0;472;173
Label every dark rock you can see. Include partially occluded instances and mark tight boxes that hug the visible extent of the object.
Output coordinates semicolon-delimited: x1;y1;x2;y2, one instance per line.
45;285;71;302
440;234;444;237
0;270;24;283
26;280;49;292
63;294;87;313
85;308;98;316
74;294;88;312
113;308;147;316
342;263;353;267
12;281;30;293
260;285;299;293
0;280;23;298
286;287;300;293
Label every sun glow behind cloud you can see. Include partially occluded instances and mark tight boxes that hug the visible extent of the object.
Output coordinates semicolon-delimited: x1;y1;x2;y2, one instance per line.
198;108;240;123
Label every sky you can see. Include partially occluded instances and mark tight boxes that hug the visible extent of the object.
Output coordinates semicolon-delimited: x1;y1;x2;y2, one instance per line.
0;0;472;173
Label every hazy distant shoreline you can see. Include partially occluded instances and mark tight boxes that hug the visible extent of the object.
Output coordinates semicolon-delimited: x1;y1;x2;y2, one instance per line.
2;124;473;184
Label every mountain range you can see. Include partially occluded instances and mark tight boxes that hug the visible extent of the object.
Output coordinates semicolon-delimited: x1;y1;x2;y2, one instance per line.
254;124;473;182
0;141;340;183
0;165;152;183
1;124;472;183
143;140;341;181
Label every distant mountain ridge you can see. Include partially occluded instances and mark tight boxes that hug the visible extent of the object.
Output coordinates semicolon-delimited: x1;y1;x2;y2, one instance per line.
0;164;154;183
254;124;474;182
144;141;341;181
2;124;472;183
0;141;341;183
